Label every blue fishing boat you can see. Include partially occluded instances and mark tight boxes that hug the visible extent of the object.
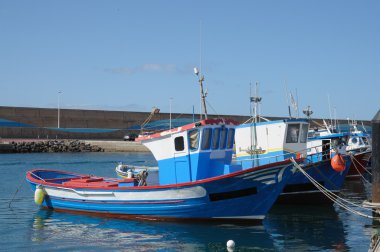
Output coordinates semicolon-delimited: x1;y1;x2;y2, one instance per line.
235;121;352;204
233;88;351;204
26;118;297;222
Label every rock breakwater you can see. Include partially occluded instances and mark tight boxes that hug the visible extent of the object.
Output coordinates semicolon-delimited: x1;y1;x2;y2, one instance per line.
8;140;103;153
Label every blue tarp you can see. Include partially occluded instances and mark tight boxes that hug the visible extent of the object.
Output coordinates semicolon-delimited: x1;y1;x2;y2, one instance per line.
0;118;34;128
127;118;196;131
46;128;121;133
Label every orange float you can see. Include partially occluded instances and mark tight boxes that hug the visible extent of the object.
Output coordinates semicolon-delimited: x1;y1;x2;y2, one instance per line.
331;153;346;172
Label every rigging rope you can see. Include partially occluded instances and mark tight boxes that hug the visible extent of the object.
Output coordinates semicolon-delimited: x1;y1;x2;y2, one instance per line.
290;157;378;219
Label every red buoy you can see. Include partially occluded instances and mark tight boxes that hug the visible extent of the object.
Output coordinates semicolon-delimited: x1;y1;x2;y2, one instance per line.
331;153;346;172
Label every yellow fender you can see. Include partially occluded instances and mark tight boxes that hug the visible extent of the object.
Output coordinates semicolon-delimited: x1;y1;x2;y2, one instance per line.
34;185;46;205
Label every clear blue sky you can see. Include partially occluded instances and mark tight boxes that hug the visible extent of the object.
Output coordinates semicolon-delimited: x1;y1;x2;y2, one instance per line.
1;1;379;120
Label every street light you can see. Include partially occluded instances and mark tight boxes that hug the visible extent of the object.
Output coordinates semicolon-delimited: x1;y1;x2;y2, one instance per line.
58;90;62;128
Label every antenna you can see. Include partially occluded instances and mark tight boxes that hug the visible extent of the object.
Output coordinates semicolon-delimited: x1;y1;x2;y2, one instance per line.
333;106;337;131
250;82;262;123
169;98;173;130
361;121;368;133
302;105;313;119
199;20;202;77
249;83;252;118
196;21;205;120
296;88;299;118
285;81;292;118
327;93;333;127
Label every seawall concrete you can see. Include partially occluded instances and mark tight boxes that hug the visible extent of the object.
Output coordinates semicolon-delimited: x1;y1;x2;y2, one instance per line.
84;140;149;152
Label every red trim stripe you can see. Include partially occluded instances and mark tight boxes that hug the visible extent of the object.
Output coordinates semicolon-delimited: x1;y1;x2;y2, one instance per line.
26;158;299;190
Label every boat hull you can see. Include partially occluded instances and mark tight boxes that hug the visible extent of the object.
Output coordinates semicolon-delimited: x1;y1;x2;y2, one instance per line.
26;161;294;222
276;156;351;204
346;150;371;180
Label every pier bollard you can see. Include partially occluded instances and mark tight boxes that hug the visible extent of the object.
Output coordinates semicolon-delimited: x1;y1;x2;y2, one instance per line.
372;109;380;218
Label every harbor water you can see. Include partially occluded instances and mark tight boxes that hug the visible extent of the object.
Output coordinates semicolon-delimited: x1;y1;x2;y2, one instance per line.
0;152;375;251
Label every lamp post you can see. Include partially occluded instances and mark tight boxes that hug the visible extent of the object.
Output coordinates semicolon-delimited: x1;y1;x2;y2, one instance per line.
58;90;62;128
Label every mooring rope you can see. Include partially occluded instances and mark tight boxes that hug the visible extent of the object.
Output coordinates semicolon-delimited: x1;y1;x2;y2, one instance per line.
8;177;25;208
290;157;378;219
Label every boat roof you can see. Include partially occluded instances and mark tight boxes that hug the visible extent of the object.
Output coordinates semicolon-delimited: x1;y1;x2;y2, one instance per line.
237;118;308;128
136;118;239;142
308;132;349;140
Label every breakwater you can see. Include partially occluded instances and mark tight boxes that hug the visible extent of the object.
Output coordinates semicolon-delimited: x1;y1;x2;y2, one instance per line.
0;139;149;153
4;140;103;153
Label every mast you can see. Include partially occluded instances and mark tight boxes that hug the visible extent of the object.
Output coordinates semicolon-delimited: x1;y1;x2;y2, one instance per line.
251;82;262;123
250;82;262;167
194;67;208;119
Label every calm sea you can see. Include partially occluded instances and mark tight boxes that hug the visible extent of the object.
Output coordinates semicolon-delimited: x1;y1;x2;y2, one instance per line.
0;152;375;251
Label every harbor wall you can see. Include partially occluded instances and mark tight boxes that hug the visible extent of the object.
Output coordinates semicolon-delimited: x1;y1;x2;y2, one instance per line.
0;106;370;140
0;106;251;140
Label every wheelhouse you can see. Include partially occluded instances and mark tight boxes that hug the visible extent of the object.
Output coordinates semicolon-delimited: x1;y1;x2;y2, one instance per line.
307;132;348;162
137;119;241;185
234;119;309;169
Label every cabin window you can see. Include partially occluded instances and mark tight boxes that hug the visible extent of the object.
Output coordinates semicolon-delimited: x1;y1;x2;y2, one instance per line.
188;129;199;151
212;128;221;149
201;128;212;150
286;124;300;143
220;127;228;149
174;136;185;151
227;128;235;149
300;124;308;143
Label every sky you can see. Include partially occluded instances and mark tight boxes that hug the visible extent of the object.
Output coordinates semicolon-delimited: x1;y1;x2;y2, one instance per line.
0;1;379;121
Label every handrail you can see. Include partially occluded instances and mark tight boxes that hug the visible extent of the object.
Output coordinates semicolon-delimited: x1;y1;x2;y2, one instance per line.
234;142;343;164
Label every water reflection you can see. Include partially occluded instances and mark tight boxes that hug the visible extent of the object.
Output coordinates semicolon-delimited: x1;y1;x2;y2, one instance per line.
0;153;373;251
265;204;347;251
30;210;276;251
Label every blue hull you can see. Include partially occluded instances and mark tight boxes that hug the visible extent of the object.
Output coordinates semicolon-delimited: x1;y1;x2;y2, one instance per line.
276;156;351;204
27;163;294;222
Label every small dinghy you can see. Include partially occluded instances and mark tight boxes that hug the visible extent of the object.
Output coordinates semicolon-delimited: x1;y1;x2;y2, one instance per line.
115;163;158;182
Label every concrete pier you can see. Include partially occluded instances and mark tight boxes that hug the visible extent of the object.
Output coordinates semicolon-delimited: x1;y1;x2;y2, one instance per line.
84;140;149;152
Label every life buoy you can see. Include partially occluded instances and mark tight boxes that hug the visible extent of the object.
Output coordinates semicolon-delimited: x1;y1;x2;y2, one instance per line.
331;153;345;172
